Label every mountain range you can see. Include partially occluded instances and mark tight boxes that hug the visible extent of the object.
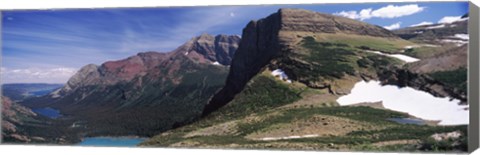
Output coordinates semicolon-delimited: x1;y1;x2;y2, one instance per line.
21;34;240;137
2;8;468;152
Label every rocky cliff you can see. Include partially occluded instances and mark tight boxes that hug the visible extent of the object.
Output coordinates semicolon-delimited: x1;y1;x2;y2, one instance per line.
203;8;403;115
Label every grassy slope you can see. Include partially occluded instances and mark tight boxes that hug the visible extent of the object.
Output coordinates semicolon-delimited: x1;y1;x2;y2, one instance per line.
141;35;466;152
312;33;413;53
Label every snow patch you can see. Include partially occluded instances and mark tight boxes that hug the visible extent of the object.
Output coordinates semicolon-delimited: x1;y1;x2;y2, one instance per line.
413;31;424;34
184;52;189;56
259;134;319;141
426;24;445;29
388;54;420;63
441;39;468;46
212;61;221;66
404;44;439;49
365;50;419;63
421;44;440;47
453;34;469;40
456;17;469;22
271;69;292;83
336;80;468;125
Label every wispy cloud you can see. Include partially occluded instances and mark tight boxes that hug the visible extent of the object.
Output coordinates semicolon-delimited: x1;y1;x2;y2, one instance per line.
334;4;425;20
1;67;77;83
410;21;433;27
383;22;401;30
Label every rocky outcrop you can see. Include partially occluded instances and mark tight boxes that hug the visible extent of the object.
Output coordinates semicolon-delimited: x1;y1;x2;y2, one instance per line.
1;96;37;142
407;44;467;73
203;8;400;115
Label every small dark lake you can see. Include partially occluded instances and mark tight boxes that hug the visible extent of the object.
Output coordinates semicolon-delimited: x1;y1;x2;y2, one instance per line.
77;137;146;147
32;107;62;119
388;118;426;125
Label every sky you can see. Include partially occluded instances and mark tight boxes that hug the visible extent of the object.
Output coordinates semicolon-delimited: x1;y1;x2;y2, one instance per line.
1;2;469;83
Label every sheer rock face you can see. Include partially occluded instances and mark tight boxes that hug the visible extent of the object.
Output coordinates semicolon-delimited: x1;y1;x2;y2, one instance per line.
203;8;400;115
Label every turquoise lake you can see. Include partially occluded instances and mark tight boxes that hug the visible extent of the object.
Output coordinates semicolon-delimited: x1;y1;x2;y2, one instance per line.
77;137;146;147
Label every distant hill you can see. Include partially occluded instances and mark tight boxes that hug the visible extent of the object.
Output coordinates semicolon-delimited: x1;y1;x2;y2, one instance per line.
392;15;468;45
2;83;63;102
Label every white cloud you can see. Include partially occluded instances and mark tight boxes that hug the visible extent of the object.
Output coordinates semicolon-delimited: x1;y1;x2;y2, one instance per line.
384;22;401;30
334;4;425;20
410;21;433;27
229;12;235;17
1;67;77;83
438;16;462;24
334;10;361;19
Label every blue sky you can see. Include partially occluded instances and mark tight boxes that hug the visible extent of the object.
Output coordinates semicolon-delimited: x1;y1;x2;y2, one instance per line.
1;2;468;83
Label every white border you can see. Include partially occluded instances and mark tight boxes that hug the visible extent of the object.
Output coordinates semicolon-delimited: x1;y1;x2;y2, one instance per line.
0;0;475;155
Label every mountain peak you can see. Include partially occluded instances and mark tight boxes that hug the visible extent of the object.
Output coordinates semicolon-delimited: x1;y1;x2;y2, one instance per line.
175;33;240;65
198;32;214;39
